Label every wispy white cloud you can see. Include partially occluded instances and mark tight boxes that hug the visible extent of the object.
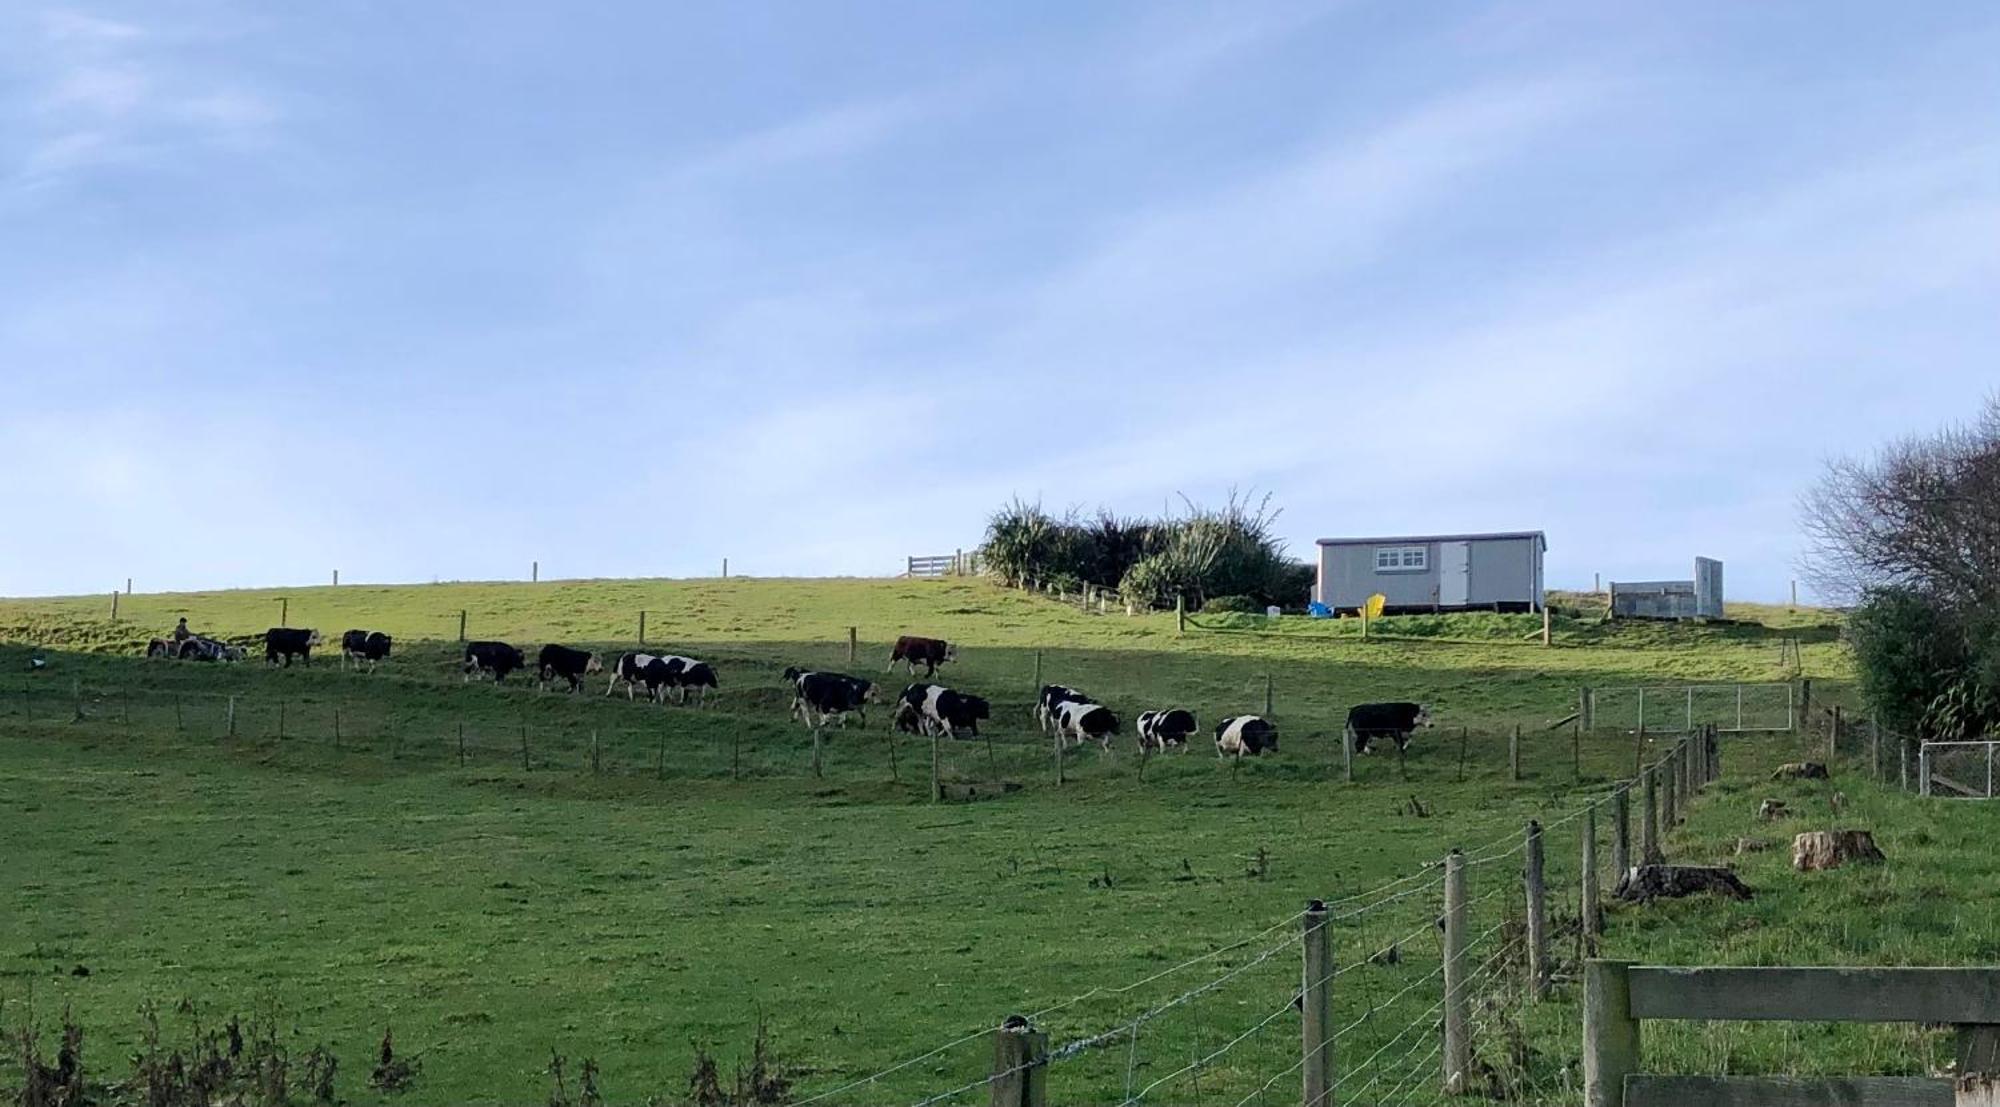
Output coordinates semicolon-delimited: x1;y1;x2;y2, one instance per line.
5;8;279;192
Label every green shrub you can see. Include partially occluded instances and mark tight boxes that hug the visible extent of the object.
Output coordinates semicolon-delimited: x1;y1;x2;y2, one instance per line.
1202;595;1263;614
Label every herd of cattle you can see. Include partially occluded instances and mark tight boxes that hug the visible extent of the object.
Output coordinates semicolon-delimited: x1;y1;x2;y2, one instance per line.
146;629;1437;758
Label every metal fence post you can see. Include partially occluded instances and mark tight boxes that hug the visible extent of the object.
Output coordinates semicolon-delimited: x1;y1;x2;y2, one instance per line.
1920;743;1932;797
1302;900;1333;1107
1443;849;1469;1094
1584;960;1640;1107
1526;820;1549;1001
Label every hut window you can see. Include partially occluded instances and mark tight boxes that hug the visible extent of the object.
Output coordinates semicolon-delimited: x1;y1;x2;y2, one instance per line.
1374;546;1427;572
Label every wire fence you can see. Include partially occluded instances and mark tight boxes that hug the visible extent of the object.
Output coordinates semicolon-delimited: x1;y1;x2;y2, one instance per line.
765;731;1723;1106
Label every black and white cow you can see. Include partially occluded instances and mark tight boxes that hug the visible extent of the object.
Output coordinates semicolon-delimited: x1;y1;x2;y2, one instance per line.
1215;715;1279;758
1036;684;1090;734
888;635;956;677
784;668;876;728
899;683;990;739
605;652;663;700
182;636;244;662
1136;708;1198;752
341;630;393;671
264;627;322;667
1054;701;1119;749
891;699;927;736
463;640;527;684
1344;702;1433;754
537;644;602;692
654;655;718;706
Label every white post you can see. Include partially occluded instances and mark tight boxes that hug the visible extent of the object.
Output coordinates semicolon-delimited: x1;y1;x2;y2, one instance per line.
1685;686;1693;732
1735;684;1743;731
1920;744;1933;797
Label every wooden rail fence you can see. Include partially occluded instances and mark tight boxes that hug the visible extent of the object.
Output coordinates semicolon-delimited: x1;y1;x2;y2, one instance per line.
1586;963;2000;1106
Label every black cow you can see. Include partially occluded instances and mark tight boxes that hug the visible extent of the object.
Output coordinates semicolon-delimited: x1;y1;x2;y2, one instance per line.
1344;702;1433;754
265;627;322;667
900;683;990;739
888;635;956;677
537;644;602;692
1054;701;1119;749
605;652;662;700
1136;708;1198;752
1215;715;1278;758
654;655;718;706
785;668;876;728
463;640;527;683
340;630;393;671
1036;684;1090;734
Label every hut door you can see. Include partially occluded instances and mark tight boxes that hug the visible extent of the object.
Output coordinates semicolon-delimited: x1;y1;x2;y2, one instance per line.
1438;541;1470;607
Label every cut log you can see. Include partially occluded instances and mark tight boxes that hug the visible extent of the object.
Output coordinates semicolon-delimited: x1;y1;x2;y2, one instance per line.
1758;799;1790;821
1791;829;1886;871
1614;864;1754;903
1733;837;1772;855
1771;762;1830;781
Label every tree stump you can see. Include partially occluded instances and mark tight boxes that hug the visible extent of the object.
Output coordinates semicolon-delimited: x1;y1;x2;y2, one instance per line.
1614;864;1754;903
1757;799;1789;821
1771;762;1829;781
1791;829;1885;871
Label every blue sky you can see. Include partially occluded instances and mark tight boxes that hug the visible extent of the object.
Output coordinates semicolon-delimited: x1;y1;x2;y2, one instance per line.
3;2;1996;600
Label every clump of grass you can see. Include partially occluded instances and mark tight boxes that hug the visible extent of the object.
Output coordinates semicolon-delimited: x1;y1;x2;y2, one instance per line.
682;1016;790;1107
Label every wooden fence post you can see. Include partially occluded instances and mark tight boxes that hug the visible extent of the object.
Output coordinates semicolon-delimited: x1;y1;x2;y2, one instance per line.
1542;604;1552;646
1582;807;1601;951
1510;724;1521;781
988;1015;1047;1107
71;677;82;722
532;559;538;583
1640;768;1662;865
639;610;647;644
278;700;286;740
812;726;824;779
1301;900;1333;1107
848;626;858;664
333;706;342;749
1901;737;1912;791
591;730;601;774
1442;849;1470;1095
1662;745;1678;827
1343;725;1354;783
886;727;900;783
227;695;236;738
174;694;183;733
1526;820;1549;1001
1032;650;1042;695
458;610;467;642
280;597;288;626
1573;716;1582;782
110;591;119;620
333;568;339;586
1612;785;1630;877
930;734;942;803
1871;716;1882;782
1584;960;1640;1107
1175;594;1186;635
1580;686;1592;731
1051;733;1062;787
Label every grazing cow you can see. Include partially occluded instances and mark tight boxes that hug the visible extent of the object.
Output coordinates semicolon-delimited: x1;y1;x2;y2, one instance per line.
654;655;718;706
785;668;876;728
463;640;527;684
264;627;322;667
900;683;990;739
1035;685;1090;734
1344;702;1434;754
1215;716;1279;758
537;644;602;692
605;652;662;700
887;635;956;677
1055;701;1119;749
340;630;393;671
1136;708;1198;752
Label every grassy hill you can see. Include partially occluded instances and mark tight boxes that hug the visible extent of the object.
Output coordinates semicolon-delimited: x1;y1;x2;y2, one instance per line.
6;577;1981;1107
